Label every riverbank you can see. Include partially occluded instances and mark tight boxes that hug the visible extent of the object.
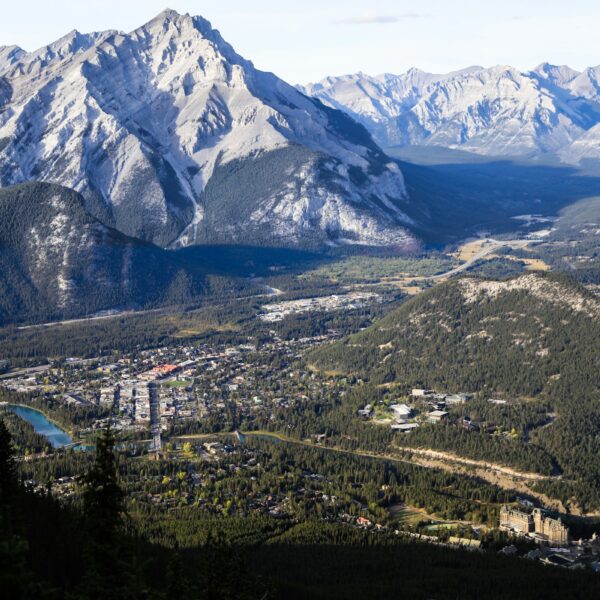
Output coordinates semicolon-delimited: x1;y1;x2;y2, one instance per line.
2;403;74;448
1;401;76;435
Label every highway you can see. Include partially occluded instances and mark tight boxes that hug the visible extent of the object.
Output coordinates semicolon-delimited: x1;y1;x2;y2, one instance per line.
431;238;542;280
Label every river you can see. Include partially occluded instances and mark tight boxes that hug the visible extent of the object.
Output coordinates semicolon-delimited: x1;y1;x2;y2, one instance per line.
8;405;73;448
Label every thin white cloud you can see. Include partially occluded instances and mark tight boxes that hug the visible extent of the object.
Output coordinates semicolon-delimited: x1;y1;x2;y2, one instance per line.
333;12;427;25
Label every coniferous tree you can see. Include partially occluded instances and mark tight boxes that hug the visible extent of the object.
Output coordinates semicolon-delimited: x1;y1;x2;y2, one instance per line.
0;419;16;503
76;425;137;600
0;419;42;599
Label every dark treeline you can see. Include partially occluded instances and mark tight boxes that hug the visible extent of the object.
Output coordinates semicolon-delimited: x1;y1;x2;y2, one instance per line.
0;423;265;599
0;286;398;367
4;423;600;599
17;436;509;526
0;300;258;366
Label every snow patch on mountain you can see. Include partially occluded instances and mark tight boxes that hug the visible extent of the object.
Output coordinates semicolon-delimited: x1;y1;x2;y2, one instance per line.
302;64;600;160
0;9;415;249
0;45;26;75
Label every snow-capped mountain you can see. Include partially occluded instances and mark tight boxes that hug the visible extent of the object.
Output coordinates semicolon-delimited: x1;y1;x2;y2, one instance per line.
301;65;600;161
0;9;417;249
558;122;600;165
0;45;26;74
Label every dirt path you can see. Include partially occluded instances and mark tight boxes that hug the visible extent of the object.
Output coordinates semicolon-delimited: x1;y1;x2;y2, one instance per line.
399;449;567;513
399;447;553;481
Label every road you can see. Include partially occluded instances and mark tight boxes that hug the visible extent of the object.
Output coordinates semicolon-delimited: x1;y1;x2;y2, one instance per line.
15;308;166;331
431;238;542;280
0;364;51;380
14;284;284;332
148;383;162;452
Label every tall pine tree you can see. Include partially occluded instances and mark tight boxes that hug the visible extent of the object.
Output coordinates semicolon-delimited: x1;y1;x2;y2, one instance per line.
76;425;137;600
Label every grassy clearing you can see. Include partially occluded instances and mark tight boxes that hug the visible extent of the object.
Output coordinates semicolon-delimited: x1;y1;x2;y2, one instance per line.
487;253;551;272
300;256;456;284
163;379;191;388
389;504;431;526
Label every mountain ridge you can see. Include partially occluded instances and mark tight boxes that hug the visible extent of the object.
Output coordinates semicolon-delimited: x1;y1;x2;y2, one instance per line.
301;64;600;163
0;181;248;325
0;9;418;250
309;271;600;390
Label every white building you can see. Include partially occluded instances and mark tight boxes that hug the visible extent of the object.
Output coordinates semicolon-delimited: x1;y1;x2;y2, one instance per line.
390;403;413;418
428;410;449;422
391;423;420;432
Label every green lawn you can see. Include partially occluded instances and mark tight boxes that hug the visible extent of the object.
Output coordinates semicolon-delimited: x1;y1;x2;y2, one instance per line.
389;504;427;526
300;255;456;284
163;379;191;388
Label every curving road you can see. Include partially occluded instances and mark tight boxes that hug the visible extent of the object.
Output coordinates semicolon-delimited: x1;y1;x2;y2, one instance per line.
431;238;542;280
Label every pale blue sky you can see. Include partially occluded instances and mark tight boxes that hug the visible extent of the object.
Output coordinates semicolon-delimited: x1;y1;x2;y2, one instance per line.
2;0;600;83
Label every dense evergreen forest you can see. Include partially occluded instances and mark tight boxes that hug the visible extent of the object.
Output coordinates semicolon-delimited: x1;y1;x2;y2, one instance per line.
3;422;600;599
309;272;600;510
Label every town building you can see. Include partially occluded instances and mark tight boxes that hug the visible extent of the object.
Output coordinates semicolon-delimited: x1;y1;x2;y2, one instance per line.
532;509;570;546
390;403;413;419
446;394;471;405
428;410;449;423
499;506;570;546
391;423;420;432
500;505;533;534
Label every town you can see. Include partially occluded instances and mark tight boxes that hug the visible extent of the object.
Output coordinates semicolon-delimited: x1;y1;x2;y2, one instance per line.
0;330;343;447
259;291;381;322
2;315;599;577
358;388;475;432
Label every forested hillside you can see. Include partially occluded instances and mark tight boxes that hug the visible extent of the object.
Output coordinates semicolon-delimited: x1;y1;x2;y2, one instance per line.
3;422;600;599
311;272;599;393
309;273;600;509
0;183;256;325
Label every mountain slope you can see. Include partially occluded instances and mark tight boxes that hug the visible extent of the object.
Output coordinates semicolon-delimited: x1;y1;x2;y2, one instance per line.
0;45;25;76
558;122;600;167
0;182;219;325
309;273;600;509
302;65;600;160
311;272;599;392
0;10;417;250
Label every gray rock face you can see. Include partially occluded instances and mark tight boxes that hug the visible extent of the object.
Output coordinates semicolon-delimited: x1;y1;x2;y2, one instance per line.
301;64;600;162
0;10;416;250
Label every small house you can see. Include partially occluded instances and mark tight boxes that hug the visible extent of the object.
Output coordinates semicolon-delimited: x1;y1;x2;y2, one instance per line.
428;410;448;423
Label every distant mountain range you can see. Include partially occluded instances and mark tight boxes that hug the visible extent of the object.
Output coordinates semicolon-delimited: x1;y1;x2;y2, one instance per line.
301;65;600;164
3;9;598;258
1;10;599;325
0;10;418;250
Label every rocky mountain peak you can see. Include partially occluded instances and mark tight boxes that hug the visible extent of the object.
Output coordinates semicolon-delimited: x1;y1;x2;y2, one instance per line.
0;12;415;251
301;64;600;159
